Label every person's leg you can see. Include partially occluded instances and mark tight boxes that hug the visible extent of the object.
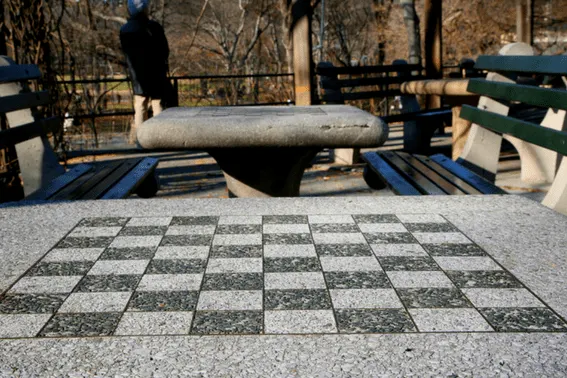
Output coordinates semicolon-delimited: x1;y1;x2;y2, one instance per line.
131;95;149;144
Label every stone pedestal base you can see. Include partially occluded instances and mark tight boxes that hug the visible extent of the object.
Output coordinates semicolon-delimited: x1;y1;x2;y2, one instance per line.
207;147;320;197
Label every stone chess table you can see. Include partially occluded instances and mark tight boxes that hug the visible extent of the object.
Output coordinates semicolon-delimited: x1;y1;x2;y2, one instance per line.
136;105;388;197
1;196;566;375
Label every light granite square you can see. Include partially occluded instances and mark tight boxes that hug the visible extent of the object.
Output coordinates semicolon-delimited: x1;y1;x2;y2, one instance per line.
0;314;52;338
9;276;82;294
433;256;502;271
87;260;149;275
264;310;337;334
68;227;122;238
387;271;454;288
42;248;105;262
371;244;428;257
206;258;262;273
308;215;354;224
265;272;326;290
319;257;382;272
114;312;193;335
329;289;402;309
409;308;494;332
154;246;210;260
213;234;262;246
110;236;162;248
166;225;216;235
136;274;203;291
197;290;263;310
262;224;310;234
396;214;447;223
412;232;472;244
358;223;408;233
263;244;317;258
462;288;545;308
58;292;132;313
127;217;172;226
312;233;367;245
218;216;262;225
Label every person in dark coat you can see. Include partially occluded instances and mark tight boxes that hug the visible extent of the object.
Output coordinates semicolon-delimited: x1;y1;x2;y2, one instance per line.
120;0;170;143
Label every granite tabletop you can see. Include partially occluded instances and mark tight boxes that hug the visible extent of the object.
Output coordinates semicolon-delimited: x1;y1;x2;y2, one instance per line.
0;196;566;376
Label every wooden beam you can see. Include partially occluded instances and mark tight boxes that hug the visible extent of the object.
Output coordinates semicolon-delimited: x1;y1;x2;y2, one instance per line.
424;0;442;109
516;0;533;44
291;0;314;106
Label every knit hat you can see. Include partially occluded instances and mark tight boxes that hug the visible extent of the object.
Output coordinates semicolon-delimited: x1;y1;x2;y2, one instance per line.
128;0;149;15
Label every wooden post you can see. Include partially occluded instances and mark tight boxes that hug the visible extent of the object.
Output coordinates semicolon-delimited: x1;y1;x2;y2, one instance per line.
291;0;313;106
424;0;442;110
516;0;533;44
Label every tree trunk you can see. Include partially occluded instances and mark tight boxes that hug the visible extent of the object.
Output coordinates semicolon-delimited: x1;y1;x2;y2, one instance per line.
400;0;421;66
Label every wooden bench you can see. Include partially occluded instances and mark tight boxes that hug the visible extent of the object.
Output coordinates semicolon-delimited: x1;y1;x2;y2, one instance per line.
0;56;159;201
362;53;567;214
316;61;453;163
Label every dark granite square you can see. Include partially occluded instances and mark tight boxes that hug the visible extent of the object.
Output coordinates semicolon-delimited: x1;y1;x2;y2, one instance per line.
353;215;400;224
202;273;263;290
422;244;486;256
99;247;156;260
56;237;114;249
78;217;129;227
39;312;122;337
378;257;440;271
264;257;321;272
26;261;94;276
335;308;416;333
191;310;263;334
315;244;373;257
160;235;212;246
146;259;206;274
210;245;263;258
171;216;219;226
118;226;167;236
479;308;567;332
216;225;262;234
404;223;457;233
263;215;308;224
74;275;142;292
127;291;199;311
263;234;313;244
364;233;417;244
446;271;523;288
397;288;472;308
310;224;360;233
265;289;332;310
0;294;67;314
325;271;391;289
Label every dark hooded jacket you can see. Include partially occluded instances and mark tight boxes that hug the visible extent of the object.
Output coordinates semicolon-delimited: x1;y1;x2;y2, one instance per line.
120;13;169;98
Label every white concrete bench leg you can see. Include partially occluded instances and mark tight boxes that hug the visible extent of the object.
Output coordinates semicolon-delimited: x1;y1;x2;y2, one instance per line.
542;156;567;215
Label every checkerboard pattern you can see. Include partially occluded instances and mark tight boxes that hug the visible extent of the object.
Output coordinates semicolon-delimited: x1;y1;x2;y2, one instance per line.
1;214;566;338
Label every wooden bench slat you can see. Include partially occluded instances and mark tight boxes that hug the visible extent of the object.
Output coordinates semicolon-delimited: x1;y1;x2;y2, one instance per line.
102;158;160;199
396;152;467;195
429;154;507;195
0;91;51;114
460;105;567;155
0;117;60;150
362;152;421;195
0;65;42;83
25;164;93;200
474;55;567;75
316;64;422;76
467;79;567;111
414;155;484;195
381;151;447;195
48;161;124;201
80;158;143;199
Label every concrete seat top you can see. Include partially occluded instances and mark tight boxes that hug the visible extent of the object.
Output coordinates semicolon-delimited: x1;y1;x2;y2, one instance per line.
0;196;566;375
137;105;388;149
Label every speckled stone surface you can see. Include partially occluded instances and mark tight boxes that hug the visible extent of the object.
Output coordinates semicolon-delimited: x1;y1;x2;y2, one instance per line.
1;196;567;375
